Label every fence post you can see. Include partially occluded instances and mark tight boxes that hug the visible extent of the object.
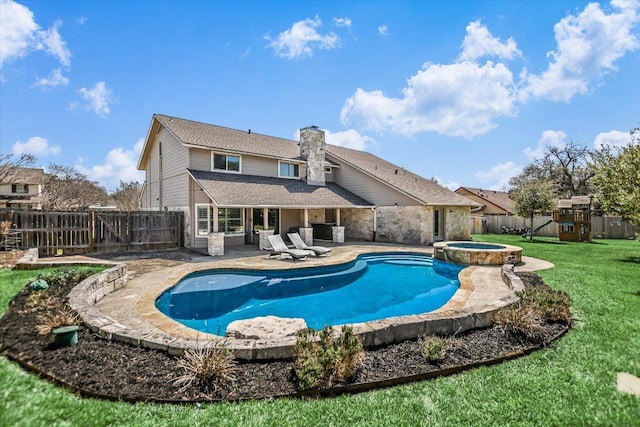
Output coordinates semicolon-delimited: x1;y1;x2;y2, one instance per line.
89;210;95;253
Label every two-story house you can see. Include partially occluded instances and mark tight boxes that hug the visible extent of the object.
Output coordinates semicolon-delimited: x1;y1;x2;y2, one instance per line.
137;114;478;251
0;167;45;210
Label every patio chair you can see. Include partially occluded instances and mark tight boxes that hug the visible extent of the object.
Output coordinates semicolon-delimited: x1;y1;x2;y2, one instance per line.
266;234;314;261
287;232;332;256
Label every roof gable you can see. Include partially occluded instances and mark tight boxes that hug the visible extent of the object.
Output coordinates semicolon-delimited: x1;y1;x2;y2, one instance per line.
455;187;513;213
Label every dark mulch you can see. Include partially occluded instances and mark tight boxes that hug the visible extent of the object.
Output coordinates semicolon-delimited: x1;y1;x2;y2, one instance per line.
0;270;569;402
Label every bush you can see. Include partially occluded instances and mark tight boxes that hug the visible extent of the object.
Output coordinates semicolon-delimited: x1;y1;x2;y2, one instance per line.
493;305;546;342
294;325;364;390
173;344;238;396
35;303;79;336
519;286;571;323
419;335;446;362
36;267;103;288
418;335;466;362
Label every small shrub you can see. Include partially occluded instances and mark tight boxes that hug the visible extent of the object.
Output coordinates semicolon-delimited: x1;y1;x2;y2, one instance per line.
173;344;238;395
23;290;58;313
35;304;79;336
492;304;546;342
36;267;102;288
294;325;364;390
419;335;446;362
519;286;571;324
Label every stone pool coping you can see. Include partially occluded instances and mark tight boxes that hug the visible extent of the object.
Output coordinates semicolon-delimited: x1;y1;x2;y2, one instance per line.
61;245;554;360
433;241;524;265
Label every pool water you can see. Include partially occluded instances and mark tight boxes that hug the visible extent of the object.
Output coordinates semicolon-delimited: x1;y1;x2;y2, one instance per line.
447;242;506;250
155;252;463;335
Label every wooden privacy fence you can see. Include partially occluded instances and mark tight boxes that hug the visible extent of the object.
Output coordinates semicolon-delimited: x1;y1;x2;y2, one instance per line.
0;209;184;256
472;215;637;239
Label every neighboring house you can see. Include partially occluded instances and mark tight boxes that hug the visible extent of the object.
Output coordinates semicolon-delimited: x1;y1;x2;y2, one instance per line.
137;114;478;251
454;187;513;216
0;167;45;210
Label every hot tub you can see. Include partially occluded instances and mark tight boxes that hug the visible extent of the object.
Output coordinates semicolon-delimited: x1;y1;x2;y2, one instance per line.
433;241;523;265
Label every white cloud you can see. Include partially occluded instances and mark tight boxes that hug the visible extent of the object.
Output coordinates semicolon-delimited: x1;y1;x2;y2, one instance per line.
524;130;567;160
341;60;517;138
378;25;389;36
432;176;460;191
73;81;113;118
520;1;639;102
12;136;61;156
333;17;352;28
76;138;145;191
265;16;340;59
459;20;522;61
0;1;71;69
33;67;69;89
594;129;632;149
475;161;522;191
324;129;375;151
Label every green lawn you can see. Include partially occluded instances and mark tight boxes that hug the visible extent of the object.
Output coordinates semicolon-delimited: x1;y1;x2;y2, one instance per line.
1;237;639;426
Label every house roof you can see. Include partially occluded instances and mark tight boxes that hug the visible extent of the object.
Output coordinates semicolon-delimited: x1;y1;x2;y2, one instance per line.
0;167;46;185
140;114;476;208
188;169;374;208
326;145;479;207
558;196;591;208
455;186;513;213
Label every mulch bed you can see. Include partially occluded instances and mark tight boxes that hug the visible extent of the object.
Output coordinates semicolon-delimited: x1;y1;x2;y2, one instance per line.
0;269;569;403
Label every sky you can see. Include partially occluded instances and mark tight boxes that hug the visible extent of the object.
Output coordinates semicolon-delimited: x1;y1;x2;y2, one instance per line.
1;0;639;193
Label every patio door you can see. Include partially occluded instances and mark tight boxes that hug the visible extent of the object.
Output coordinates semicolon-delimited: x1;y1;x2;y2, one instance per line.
251;208;279;244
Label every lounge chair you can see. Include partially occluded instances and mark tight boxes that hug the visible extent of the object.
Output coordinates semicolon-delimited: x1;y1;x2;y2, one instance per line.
266;234;314;261
287;232;332;256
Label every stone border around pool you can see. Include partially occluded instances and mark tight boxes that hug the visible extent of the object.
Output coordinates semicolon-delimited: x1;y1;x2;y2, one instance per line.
433;241;523;265
63;248;527;361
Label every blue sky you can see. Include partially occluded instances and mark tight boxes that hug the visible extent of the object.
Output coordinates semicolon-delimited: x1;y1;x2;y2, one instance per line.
1;0;638;192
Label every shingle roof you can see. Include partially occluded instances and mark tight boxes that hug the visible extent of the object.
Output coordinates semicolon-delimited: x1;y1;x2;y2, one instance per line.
325;145;478;206
189;169;373;208
0;167;46;185
155;114;303;160
455;186;513;213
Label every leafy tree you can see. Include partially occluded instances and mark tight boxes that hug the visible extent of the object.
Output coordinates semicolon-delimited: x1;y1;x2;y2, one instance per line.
511;180;556;241
110;180;142;211
591;128;640;230
509;141;594;198
42;164;109;210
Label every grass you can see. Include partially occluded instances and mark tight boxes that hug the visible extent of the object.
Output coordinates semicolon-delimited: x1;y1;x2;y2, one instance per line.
1;237;639;426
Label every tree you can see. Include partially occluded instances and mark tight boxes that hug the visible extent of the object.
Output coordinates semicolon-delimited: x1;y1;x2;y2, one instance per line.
591;128;640;229
42;164;109;210
509;141;594;198
511;180;556;241
0;153;36;183
110;180;142;211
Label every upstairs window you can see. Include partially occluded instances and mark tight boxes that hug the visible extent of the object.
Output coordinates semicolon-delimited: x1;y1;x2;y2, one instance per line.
279;161;299;178
212;153;240;173
11;184;28;194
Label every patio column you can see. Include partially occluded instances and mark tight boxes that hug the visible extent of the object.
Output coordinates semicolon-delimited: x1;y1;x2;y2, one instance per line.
303;209;309;227
212;206;219;232
263;208;269;231
336;208;341;226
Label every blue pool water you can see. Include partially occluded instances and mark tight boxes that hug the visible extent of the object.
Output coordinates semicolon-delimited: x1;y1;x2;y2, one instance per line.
155;252;463;335
447;242;505;250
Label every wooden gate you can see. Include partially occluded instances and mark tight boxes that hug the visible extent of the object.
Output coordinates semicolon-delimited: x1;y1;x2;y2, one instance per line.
0;209;183;256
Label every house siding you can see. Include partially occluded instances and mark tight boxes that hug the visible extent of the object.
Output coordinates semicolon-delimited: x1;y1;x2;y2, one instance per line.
330;160;416;207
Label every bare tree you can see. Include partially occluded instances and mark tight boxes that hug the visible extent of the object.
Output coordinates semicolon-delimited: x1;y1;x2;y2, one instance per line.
41;164;109;210
110;180;142;211
509;141;594;198
0;153;36;183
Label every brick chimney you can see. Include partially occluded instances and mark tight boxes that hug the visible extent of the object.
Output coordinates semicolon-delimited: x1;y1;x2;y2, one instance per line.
299;126;326;186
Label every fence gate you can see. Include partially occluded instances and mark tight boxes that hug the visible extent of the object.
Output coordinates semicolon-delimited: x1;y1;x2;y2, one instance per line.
0;209;183;256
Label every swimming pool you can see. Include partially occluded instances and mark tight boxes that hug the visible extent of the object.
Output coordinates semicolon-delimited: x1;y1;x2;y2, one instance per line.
155;252;463;336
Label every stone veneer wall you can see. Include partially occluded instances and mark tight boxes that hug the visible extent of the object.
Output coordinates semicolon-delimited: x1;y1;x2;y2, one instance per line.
444;206;472;241
341;208;373;240
375;206;424;245
299;126;326;186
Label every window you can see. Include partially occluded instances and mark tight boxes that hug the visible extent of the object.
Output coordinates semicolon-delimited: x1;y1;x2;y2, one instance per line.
279;161;299;178
195;205;245;237
560;223;574;233
212;153;241;172
196;204;210;237
218;208;244;234
11;184;28;194
325;166;332;174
